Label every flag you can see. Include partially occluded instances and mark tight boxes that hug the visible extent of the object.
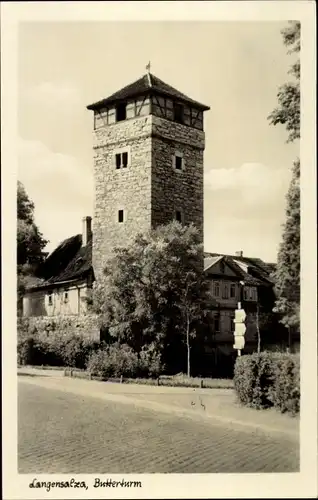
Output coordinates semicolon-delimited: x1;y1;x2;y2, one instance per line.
146;61;151;72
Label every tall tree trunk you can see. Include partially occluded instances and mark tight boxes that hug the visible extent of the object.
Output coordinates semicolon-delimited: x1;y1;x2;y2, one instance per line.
256;304;261;353
287;325;292;353
186;313;190;377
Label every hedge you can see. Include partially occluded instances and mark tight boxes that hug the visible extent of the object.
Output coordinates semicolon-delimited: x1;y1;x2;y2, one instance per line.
17;328;164;378
87;343;164;379
87;344;139;378
234;351;300;415
267;353;300;414
17;331;100;369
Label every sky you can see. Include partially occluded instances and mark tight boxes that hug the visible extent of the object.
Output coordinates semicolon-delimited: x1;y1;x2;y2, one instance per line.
18;21;299;262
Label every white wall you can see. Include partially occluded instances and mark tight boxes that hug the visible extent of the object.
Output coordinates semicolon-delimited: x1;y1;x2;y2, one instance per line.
23;283;89;317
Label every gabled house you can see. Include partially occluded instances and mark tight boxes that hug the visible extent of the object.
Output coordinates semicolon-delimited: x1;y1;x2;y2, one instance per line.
22;217;94;318
203;251;279;359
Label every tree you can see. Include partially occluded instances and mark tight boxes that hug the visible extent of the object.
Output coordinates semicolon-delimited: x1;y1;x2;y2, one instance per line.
268;21;300;143
17;181;48;304
268;21;300;338
272;159;300;332
93;221;212;376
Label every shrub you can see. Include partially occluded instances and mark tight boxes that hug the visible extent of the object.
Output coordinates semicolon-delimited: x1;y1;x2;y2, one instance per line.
86;349;110;378
18;335;40;365
87;343;139;378
234;352;274;409
17;322;100;369
138;344;164;378
59;336;99;369
268;353;300;415
234;351;300;414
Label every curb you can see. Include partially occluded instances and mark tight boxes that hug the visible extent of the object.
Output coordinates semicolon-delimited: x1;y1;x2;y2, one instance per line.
18;366;234;389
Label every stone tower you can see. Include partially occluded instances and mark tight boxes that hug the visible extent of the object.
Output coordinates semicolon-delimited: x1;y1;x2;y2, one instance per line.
87;72;210;280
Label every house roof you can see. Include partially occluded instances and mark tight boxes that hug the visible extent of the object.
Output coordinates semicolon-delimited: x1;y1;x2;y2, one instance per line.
204;255;223;272
27;234;93;291
87;72;210;111
224;257;264;286
26;238;274;293
204;252;274;286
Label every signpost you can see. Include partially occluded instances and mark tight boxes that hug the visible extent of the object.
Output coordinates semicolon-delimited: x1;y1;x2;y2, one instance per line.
233;303;246;357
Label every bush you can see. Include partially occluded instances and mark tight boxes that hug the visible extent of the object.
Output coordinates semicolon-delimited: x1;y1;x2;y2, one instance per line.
138;344;164;378
268;353;300;415
87;343;139;378
86;349;109;377
234;352;274;409
59;336;99;369
234;351;300;414
18;335;40;365
17;325;100;369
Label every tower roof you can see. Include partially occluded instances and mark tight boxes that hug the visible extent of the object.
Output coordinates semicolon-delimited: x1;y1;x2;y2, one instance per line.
87;72;210;111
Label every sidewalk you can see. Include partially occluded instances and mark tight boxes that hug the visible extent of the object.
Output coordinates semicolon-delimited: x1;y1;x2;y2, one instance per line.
18;366;299;440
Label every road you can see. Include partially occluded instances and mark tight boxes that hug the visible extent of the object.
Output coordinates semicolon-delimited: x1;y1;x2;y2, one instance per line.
18;377;299;474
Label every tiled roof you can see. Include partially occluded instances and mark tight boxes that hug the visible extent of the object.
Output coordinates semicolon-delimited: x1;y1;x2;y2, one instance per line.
204;252;274;286
48;241;92;284
234;257;276;285
27;235;93;290
224;257;264;286
87;72;210;111
28;242;273;292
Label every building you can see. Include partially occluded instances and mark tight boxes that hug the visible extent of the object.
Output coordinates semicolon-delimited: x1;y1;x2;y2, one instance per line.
22;71;210;327
204;251;277;340
199;250;290;376
22;217;93;318
87;71;209;280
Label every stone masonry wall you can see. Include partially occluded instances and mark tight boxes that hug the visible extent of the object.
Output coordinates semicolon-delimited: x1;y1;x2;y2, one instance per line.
151;115;204;241
21;314;100;342
93;116;153;279
92;114;206;280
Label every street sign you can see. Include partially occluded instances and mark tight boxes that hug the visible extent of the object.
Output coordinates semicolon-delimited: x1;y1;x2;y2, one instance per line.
234;323;246;336
233;307;246;353
233;336;245;350
234;309;246;323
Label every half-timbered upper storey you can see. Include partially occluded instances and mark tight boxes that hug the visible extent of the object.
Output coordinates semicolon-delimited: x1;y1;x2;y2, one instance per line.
87;72;210;131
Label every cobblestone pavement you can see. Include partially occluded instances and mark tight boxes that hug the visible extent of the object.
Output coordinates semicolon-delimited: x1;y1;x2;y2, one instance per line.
18;378;299;473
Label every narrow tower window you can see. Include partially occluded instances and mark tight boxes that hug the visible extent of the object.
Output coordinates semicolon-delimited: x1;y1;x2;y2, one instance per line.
173;152;185;171
175;210;182;222
116;102;127;122
118;210;124;223
175;155;183;170
175;210;185;225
